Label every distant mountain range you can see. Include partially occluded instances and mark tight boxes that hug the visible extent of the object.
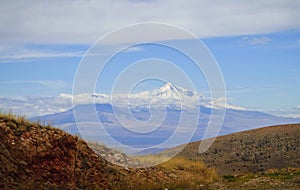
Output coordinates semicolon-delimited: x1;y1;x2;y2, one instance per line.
31;83;300;150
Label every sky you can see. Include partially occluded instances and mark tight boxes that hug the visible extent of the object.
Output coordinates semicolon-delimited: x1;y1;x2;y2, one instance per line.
0;0;300;117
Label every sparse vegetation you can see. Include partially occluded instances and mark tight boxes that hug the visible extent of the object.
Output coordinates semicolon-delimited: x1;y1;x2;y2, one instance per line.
0;113;218;189
159;157;218;188
0;113;299;189
166;123;300;175
132;154;169;167
132;155;218;189
221;167;300;189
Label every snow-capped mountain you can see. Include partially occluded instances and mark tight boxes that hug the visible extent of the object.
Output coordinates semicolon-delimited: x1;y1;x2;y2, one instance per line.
79;82;245;111
137;82;198;99
31;82;300;151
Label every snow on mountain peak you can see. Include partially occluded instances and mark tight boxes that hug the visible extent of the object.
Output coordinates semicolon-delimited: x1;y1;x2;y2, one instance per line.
155;83;197;99
73;82;246;111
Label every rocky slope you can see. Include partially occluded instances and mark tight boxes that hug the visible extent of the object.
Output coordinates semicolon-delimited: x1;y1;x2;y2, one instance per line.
0;113;125;189
0;113;216;189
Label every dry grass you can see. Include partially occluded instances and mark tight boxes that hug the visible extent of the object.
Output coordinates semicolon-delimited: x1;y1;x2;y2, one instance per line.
132;154;218;189
168;123;300;175
132;154;170;167
160;157;219;182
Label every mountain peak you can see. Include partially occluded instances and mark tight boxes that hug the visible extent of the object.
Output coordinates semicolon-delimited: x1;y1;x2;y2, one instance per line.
156;82;197;98
159;82;181;92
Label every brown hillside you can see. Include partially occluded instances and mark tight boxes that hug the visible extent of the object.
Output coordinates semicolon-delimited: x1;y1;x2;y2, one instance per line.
0;113;217;189
2;113;299;189
0;113;127;189
165;124;300;175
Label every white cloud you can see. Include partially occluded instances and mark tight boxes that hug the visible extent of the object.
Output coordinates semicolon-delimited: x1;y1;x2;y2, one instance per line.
242;36;272;45
0;0;300;44
0;93;109;117
290;106;300;111
0;89;241;117
0;94;73;117
122;46;144;53
0;51;85;60
227;86;275;93
0;44;85;63
0;80;68;89
269;106;300;118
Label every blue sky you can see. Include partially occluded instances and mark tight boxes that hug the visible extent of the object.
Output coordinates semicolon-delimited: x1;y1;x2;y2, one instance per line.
0;0;300;117
1;31;299;112
205;31;300;110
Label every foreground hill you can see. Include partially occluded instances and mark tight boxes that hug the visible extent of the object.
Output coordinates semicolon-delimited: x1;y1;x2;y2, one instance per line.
163;123;300;175
1;113;300;189
0;113;217;189
0;113;127;189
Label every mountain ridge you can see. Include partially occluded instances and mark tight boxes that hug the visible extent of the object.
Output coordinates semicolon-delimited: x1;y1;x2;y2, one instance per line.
30;83;300;150
31;103;300;150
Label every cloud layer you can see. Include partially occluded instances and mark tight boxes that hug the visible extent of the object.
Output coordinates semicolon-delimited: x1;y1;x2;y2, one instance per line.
1;0;300;44
0;94;72;117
